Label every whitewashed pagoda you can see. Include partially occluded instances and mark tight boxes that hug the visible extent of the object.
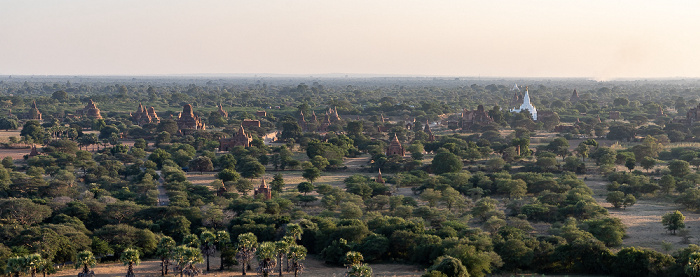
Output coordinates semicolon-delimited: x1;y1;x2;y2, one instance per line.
510;87;538;120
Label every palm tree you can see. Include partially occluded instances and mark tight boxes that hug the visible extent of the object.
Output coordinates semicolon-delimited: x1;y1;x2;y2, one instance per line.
36;258;55;277
285;223;303;242
183;234;201;248
284;223;303;272
199;231;216;272
74;250;97;277
288;245;307;277
275;241;289;277
120;248;141;277
171;246;203;277
25;254;44;277
256;242;277;277
156;236;176;276
5;256;26;277
687;252;700;277
235;233;258;275
215;231;231;271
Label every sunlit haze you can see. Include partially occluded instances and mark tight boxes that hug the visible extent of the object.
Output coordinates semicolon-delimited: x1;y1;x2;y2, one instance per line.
2;0;700;79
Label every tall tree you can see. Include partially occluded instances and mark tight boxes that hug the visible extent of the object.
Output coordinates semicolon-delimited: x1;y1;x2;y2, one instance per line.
171;246;203;277
215;231;231;271
120;248;140;277
74;250;97;277
236;233;258;275
256;242;277;277
662;210;686;235
156;236;176;276
199;231;216;272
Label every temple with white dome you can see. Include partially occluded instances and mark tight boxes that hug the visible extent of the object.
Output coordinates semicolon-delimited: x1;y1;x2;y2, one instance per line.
511;87;538;120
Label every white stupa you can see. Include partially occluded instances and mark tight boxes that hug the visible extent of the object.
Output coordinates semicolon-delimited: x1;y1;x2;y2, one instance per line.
511;83;520;91
511;87;537;120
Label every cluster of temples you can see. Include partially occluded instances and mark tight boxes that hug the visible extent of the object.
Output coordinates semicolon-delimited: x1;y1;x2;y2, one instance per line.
461;105;494;130
298;107;341;132
219;125;253;151
176;104;206;132
131;103;160;125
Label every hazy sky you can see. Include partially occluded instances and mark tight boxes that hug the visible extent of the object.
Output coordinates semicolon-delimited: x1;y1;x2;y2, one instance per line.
1;1;699;79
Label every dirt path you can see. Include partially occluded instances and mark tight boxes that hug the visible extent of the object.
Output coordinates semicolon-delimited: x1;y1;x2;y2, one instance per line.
585;177;700;252
155;171;169;206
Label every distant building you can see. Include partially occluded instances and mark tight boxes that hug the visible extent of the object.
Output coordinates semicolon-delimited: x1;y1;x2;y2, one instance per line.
254;178;272;200
424;120;435;142
510;88;538;120
242;119;261;128
219;125;253;151
217;103;228;118
676;103;700;125
461;105;494;130
657;106;665;116
570;89;580;103
256;111;267;117
131;103;160;125
28;145;40;157
609;111;621;121
27;100;42;120
176;104;205;131
78;99;103;119
376;169;385;184
386;134;405;156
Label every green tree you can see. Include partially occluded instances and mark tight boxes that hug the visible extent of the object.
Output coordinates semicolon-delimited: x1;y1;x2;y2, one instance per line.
640;156;656;173
236;233;258;275
625;157;636;172
275;240;289;277
662;210;686;235
686;252;700;277
74;250;97;277
432;149;463;174
297;182;314;195
425;255;469;277
0;117;19;131
257;242;277;277
288;245;307;277
189;156;214;173
235;179;254;196
302;167;321;183
606;191;625;209
200;231;217;272
669;160;691;178
156;236;176;276
6;256;26;277
239;157;265;179
183;234;201;248
421;189;442;208
659;175;676;194
171;246;203;277
120;248;140;277
345;251;372;277
215;231;231;271
270;174;285;192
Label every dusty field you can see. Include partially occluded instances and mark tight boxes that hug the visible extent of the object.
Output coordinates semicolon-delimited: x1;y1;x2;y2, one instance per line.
52;255;422;277
0;147;32;161
585;177;700;252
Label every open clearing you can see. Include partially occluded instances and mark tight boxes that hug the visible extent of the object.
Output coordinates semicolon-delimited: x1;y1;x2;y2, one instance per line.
585;176;700;252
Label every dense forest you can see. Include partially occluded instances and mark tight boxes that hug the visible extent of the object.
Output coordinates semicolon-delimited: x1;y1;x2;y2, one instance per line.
2;76;700;277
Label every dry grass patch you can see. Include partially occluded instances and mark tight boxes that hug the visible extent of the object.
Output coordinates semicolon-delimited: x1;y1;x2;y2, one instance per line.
585;178;700;252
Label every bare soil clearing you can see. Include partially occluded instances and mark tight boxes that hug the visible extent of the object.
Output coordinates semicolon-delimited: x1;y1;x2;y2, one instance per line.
585;177;700;252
